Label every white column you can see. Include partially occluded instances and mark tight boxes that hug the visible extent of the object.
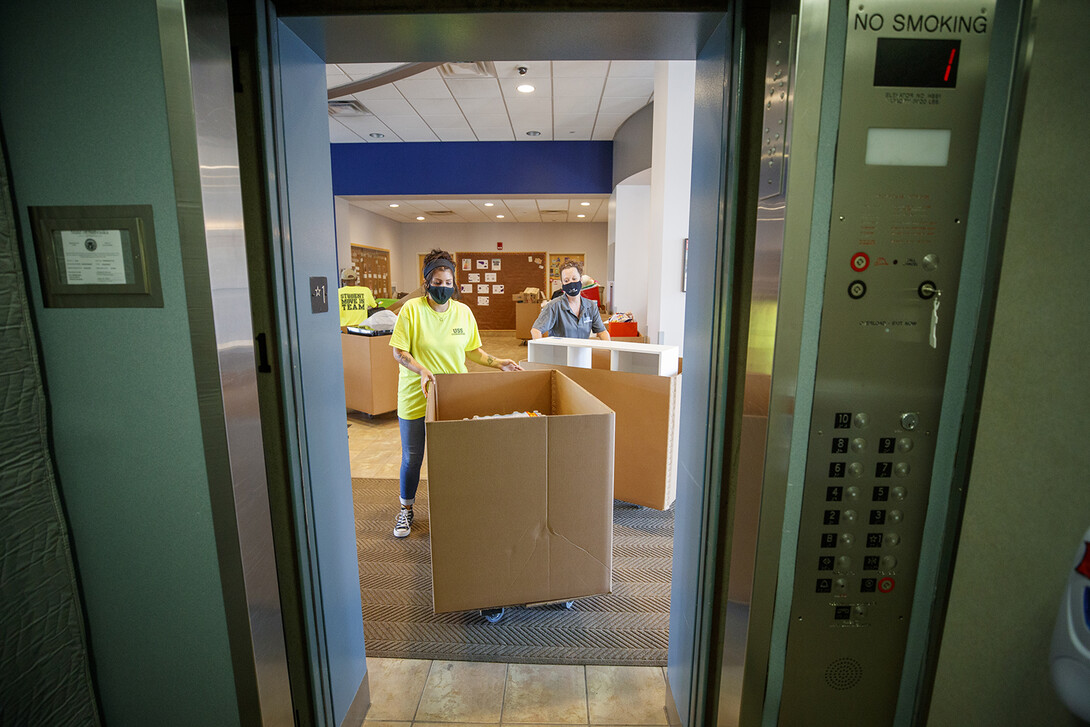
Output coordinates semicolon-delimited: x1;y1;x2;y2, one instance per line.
646;60;696;348
609;173;651;330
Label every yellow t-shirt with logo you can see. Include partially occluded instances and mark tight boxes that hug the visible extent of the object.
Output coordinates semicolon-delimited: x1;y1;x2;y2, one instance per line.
338;285;378;327
389;296;482;419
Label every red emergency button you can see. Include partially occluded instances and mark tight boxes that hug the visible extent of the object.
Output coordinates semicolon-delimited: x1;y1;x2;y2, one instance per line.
878;577;895;594
851;252;870;272
1076;542;1090;579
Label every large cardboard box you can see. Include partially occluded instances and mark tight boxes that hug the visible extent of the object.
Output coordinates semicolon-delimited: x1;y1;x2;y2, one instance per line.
425;370;615;613
514;301;540;340
522;360;681;510
342;332;399;416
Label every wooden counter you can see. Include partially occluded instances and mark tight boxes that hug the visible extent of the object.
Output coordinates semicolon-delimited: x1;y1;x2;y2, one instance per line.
342;332;399;416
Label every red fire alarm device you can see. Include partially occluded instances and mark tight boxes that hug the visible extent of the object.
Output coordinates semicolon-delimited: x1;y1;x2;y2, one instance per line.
497;241;503;250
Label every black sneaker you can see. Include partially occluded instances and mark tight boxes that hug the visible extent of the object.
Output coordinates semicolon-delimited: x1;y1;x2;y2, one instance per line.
393;507;413;538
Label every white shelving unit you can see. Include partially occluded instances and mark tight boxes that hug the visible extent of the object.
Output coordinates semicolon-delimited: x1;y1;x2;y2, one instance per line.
526;337;680;377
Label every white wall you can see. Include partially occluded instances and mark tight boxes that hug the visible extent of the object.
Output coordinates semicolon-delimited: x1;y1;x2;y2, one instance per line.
610;176;651;330
646;60;695;348
336;200;405;291
398;222;608;295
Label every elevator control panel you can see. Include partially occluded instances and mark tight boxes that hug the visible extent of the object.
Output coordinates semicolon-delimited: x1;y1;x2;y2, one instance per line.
779;2;996;723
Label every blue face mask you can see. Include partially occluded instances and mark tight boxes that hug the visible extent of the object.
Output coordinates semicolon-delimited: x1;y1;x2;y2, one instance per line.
427;284;455;305
562;280;583;297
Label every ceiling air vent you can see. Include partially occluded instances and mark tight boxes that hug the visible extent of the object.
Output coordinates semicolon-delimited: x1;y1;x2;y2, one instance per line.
437;61;498;79
428;210;456;216
327;100;371;117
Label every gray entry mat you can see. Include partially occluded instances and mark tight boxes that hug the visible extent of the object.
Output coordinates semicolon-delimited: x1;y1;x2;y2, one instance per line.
353;478;672;666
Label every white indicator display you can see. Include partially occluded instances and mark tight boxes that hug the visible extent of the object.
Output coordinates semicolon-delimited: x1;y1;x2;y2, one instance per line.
865;128;951;167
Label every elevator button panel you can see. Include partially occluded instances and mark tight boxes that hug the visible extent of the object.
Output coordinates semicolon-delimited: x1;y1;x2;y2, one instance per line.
777;1;997;724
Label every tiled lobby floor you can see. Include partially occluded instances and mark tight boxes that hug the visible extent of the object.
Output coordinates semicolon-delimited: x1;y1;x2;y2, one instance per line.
362;658;669;726
348;333;669;726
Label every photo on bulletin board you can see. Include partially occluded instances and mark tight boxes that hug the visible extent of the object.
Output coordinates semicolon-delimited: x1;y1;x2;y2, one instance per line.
460;283;472;293
492;284;504;294
477;284;489;294
468;273;480;282
461;258;472;271
492;259;501;270
476;259;489;269
478;296;490;306
485;272;496;282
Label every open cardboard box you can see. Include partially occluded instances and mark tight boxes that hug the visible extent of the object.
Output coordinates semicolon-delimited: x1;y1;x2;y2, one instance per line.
425;370;615;614
521;357;682;510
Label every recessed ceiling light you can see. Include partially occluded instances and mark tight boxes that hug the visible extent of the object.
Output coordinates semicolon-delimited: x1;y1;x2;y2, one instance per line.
517;84;535;93
389;203;399;208
577;214;586;218
484;202;494;207
580;202;591;206
525;130;541;137
369;133;384;138
496;214;505;219
416;216;425;221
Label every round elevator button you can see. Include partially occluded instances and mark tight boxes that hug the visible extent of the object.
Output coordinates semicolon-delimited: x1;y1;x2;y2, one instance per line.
881;556;898;570
843;509;857;523
900;412;919;431
846;486;861;501
853;412;869;429
895;462;911;477
851;437;866;453
837;556;852;571
898;437;914;453
848;462;864;477
892;487;907;501
840;533;855;547
889;510;904;523
887;533;901;546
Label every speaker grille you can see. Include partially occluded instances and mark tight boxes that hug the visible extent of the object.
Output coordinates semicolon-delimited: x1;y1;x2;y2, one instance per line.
824;657;863;690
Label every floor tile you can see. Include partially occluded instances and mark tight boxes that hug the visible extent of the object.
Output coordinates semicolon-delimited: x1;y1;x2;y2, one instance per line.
502;664;588;724
364;657;432;722
586;666;668;725
415;660;508;723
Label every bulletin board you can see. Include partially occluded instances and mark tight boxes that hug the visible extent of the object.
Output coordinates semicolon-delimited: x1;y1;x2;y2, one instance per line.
454;251;548;330
548;253;586;293
350;245;391;298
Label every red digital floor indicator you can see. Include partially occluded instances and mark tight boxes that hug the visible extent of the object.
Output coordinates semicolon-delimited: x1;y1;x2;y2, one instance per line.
851;252;870;272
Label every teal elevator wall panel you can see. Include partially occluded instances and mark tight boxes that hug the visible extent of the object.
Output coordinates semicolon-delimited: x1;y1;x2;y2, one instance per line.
928;1;1090;724
0;1;239;725
278;22;368;723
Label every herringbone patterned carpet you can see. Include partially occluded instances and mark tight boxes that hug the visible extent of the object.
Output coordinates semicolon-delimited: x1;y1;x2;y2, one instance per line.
353;478;672;666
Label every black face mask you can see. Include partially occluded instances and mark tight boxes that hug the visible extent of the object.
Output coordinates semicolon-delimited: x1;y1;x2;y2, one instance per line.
427;284;455;305
562;280;583;297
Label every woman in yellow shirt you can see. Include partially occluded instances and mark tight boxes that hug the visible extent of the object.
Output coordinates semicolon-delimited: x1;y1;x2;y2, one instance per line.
389;249;522;538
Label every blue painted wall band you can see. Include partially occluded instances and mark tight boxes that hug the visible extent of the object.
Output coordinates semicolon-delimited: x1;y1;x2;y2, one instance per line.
330;140;614;196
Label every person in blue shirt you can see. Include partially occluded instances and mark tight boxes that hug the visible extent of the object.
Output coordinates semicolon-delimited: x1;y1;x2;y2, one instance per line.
530;260;611;341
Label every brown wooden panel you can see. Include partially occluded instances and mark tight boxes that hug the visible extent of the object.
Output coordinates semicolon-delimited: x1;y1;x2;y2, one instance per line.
350;245;391;298
548;253;585;292
454;251;548;330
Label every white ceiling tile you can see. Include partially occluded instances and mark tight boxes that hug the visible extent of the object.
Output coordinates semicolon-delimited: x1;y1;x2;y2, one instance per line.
337;115;398;139
326;70;350;89
607;60;658;78
421;114;472;130
405;67;443;80
431;129;477;142
410;98;462;116
604;76;655;97
358;98;417;116
445;78;503;99
503;199;539;212
328;118;362;143
598;96;650;115
338;62;405;80
394;78;453;100
503;96;551;115
552;60;610;77
552;76;606;97
554;96;600;115
555;113;596;127
466;114;512;127
353;86;405;102
592;126;617;141
456;97;505;114
500;80;550;99
495;62;550;79
474;128;516;141
383;115;436;131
